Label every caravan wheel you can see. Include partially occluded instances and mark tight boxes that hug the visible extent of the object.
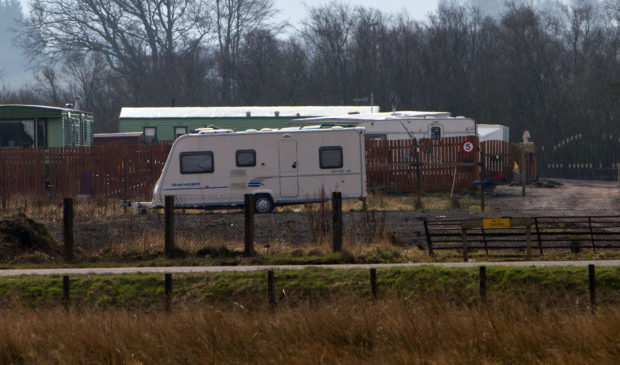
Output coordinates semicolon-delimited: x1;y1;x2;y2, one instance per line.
254;194;274;213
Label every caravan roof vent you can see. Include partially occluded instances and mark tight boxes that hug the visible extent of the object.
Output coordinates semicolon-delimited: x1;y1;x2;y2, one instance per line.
197;128;233;134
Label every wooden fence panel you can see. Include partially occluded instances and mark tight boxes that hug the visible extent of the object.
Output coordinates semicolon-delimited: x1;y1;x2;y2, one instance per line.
366;137;479;193
0;148;46;199
49;143;171;200
480;141;538;183
4;139;535;199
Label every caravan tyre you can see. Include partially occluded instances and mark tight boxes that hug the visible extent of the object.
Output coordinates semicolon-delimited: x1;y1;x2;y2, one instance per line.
254;195;274;213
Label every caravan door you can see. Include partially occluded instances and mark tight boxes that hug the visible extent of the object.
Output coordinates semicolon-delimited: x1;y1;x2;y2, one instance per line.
278;138;299;198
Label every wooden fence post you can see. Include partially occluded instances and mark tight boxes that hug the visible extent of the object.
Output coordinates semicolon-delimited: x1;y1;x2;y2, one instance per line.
526;224;532;260
481;227;489;256
370;268;377;299
479;266;487;303
267;270;276;309
534;217;543;255
588;264;596;314
423;218;434;256
63;275;70;310
461;226;469;262
332;192;342;252
165;273;172;312
63;198;74;261
123;159;128;213
244;194;255;255
165;195;175;258
521;149;527;197
1;156;6;210
415;145;422;209
479;148;485;212
588;217;596;252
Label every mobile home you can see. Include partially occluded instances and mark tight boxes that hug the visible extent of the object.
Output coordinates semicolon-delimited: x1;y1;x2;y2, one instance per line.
93;132;144;145
119;106;379;142
0;104;94;148
134;126;366;212
290;111;476;140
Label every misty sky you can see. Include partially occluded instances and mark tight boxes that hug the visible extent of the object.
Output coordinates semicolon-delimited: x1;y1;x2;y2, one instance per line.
273;0;440;27
18;1;441;22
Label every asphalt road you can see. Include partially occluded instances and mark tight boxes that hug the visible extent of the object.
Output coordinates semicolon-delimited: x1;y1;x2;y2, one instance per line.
1;260;618;277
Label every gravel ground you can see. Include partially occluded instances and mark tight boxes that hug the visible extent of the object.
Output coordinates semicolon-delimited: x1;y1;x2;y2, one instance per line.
52;179;618;251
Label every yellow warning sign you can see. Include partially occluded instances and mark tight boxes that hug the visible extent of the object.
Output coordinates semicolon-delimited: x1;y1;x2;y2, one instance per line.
483;218;511;229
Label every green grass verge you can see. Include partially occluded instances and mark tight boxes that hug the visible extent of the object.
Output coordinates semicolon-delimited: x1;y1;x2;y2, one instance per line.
1;266;618;310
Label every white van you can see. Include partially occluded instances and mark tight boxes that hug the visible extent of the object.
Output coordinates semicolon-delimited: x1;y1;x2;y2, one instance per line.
133;126;367;212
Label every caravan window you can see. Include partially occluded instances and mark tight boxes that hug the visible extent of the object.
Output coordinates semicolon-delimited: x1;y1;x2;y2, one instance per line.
180;151;214;174
236;149;256;167
430;126;441;139
319;146;343;169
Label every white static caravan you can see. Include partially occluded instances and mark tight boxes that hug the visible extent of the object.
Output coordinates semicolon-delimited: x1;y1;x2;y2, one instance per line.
477;124;509;142
290;111;476;140
135;126;366;212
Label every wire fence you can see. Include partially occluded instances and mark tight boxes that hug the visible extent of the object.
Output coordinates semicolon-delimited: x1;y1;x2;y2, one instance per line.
1;184;618;265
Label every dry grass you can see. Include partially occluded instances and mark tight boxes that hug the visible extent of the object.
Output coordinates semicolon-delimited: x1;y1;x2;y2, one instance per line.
0;297;617;364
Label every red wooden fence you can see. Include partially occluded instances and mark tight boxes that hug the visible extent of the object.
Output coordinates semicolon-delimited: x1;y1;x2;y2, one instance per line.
481;140;538;182
0;148;46;200
1;138;536;200
365;137;480;193
48;143;172;200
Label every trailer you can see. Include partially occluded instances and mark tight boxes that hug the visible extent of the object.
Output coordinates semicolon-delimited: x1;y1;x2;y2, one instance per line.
290;111;476;140
133;126;366;212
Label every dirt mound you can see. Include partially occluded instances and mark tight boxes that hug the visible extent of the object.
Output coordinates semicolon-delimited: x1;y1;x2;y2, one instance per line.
0;214;62;260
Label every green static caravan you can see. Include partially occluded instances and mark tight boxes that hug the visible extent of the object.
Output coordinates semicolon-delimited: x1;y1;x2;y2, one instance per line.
118;106;380;143
0;104;94;148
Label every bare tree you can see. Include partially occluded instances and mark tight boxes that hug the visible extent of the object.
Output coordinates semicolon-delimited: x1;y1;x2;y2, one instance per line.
214;0;277;104
23;0;212;103
278;37;310;105
302;1;355;104
237;28;282;105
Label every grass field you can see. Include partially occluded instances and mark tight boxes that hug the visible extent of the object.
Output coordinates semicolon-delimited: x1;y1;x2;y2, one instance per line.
0;297;618;364
1;193;619;363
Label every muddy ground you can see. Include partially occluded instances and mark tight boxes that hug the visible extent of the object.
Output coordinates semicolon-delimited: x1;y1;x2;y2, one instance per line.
57;179;619;251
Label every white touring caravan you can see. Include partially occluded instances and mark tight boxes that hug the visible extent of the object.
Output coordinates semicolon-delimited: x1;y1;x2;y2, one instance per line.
290;111;476;140
134;126;367;212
